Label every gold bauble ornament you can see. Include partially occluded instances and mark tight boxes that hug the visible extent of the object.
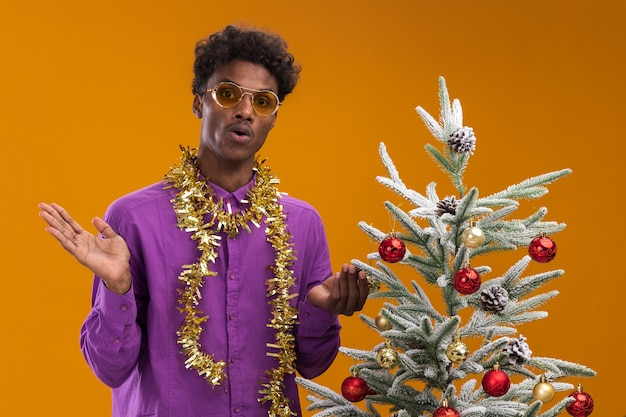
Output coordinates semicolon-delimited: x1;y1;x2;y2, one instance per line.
446;338;470;364
367;275;381;293
533;375;555;403
376;344;399;369
375;312;393;331
461;221;485;248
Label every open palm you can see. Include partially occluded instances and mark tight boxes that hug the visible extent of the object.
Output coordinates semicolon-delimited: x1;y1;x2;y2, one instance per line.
38;202;132;294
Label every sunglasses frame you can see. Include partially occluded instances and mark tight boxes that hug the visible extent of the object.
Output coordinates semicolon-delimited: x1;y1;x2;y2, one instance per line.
206;81;281;116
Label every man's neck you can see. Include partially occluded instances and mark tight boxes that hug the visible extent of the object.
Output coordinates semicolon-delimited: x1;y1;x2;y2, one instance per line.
197;157;254;193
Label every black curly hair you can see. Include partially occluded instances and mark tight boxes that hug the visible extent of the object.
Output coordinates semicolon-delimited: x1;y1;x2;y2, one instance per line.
191;25;301;102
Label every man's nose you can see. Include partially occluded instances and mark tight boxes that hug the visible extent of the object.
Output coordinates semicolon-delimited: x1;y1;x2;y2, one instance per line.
234;92;255;118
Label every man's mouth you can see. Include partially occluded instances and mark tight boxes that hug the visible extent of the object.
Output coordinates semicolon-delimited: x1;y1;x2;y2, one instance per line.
228;124;252;140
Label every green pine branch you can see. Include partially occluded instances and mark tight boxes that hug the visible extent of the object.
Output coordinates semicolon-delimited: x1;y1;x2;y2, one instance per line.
296;77;594;417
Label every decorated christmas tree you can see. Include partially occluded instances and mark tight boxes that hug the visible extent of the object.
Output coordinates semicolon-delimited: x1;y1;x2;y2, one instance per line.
296;77;596;417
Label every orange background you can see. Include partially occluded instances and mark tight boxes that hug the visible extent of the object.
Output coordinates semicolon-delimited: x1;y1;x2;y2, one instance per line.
1;0;624;415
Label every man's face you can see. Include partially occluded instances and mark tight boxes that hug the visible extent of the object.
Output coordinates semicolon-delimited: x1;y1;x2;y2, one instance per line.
194;59;279;170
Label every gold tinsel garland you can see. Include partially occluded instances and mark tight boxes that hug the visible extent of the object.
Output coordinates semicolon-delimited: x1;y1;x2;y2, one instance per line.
164;147;299;416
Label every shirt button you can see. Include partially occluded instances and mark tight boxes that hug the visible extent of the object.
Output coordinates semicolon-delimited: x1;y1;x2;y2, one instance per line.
228;314;235;321
230;358;236;363
113;337;120;344
120;304;128;311
234;406;241;413
228;273;235;280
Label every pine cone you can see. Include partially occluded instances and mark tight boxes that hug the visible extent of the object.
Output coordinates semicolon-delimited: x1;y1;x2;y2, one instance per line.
480;285;509;313
448;126;476;155
436;196;458;217
504;335;532;365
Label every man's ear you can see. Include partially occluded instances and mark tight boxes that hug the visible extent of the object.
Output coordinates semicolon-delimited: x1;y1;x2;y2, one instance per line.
192;94;203;118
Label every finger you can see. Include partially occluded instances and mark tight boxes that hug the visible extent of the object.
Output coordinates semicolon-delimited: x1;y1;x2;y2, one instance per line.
40;215;79;251
343;264;362;314
336;264;353;316
38;203;61;229
355;269;369;311
39;202;83;239
330;271;341;307
38;204;79;245
38;203;65;229
92;217;117;239
50;202;85;235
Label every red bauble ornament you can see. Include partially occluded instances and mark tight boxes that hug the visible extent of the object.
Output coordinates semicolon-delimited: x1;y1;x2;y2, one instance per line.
341;375;369;402
482;364;510;397
566;385;594;417
433;399;460;417
433;407;460;417
528;235;557;263
378;236;406;263
453;267;481;294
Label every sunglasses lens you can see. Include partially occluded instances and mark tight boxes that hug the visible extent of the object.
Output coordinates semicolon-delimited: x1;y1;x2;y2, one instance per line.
252;92;279;115
211;82;279;115
213;84;243;107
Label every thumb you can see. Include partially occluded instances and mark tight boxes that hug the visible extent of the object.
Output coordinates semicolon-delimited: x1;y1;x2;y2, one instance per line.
92;217;117;238
307;285;322;307
307;274;338;309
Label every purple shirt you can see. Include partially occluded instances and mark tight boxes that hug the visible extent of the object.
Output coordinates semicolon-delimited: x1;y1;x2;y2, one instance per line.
80;177;341;417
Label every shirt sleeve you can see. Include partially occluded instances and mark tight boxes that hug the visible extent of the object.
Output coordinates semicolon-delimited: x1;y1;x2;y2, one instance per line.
296;300;341;379
292;203;342;379
80;281;142;387
79;199;146;388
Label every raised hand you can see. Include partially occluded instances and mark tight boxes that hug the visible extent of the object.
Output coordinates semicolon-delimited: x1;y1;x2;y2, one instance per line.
307;264;369;316
38;202;132;294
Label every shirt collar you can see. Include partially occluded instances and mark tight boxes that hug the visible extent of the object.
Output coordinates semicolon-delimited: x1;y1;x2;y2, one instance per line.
208;174;256;208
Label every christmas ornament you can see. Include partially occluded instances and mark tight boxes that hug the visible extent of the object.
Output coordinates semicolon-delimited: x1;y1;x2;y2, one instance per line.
453;266;481;294
480;285;509;313
482;363;510;397
446;333;469;364
436;196;458;217
448;126;476;155
375;312;393;331
433;398;460;417
341;374;369;402
566;384;594;417
378;236;406;263
504;335;532;365
367;275;381;293
461;221;485;248
376;342;399;369
533;374;555;403
528;234;557;263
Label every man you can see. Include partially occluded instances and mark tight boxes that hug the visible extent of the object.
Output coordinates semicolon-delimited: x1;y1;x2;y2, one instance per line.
38;25;368;416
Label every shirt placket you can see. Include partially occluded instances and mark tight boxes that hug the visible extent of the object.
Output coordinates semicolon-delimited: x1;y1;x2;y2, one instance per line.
224;195;243;415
